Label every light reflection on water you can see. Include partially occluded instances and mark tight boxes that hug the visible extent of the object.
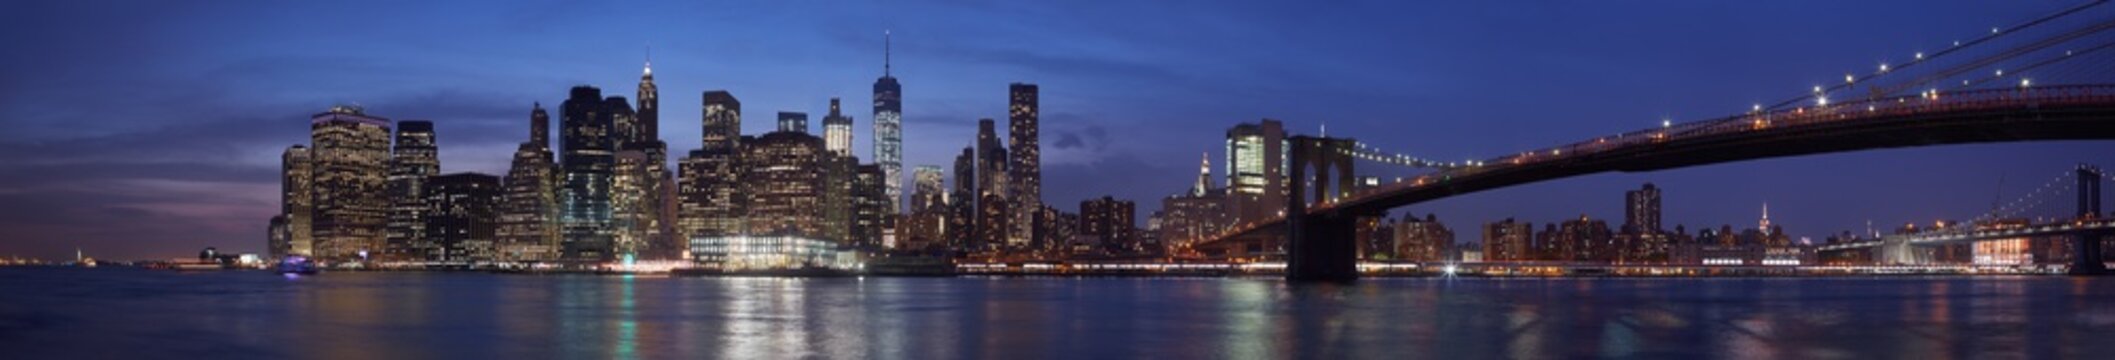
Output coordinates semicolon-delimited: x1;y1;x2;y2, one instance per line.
2;268;2114;359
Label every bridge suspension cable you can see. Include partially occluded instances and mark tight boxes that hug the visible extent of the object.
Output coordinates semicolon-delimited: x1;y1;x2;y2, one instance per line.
1340;141;1469;170
1762;0;2111;111
1969;169;2079;224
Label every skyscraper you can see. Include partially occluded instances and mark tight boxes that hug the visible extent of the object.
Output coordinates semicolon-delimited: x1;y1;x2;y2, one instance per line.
613;148;653;259
950;147;978;252
606;96;657;260
386;120;439;261
852;164;889;250
911;165;946;211
634;58;677;260
559;86;615;261
975;119;1009;251
745;131;826;239
904;165;948;251
1226;120;1286;225
823;98;853;157
498;103;559;261
778;112;808;133
1007;83;1041;249
279;145;313;258
873;31;904;215
309;105;392;262
424;172;500;262
1624;183;1662;233
680;91;745;245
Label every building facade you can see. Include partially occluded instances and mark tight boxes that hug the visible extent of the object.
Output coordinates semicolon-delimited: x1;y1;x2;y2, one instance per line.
424;173;500;262
497;103;560;261
1007;83;1042;249
559;86;615;261
1226;120;1287;226
385;120;439;261
308;106;392;262
278;145;313;258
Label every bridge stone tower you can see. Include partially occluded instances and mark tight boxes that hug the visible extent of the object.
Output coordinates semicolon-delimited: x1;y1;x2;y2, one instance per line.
2075;164;2107;275
1286;135;1365;282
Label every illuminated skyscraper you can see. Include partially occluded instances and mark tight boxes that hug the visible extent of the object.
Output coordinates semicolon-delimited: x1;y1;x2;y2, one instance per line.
613;149;653;259
680;91;745;244
309;105;392;261
975;119;1009;251
745;131;826;239
873;31;904;215
424;172;500;262
559;86;615;261
824;98;852;157
778;111;808;133
1226;120;1286;225
911;165;946;211
852;164;889;250
386;120;439;261
633;58;677;260
904;165;948;250
278;145;313;258
950;147;978;252
498;104;560;261
1007;83;1041;249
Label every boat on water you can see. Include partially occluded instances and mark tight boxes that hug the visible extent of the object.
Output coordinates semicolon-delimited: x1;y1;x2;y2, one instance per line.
276;256;319;275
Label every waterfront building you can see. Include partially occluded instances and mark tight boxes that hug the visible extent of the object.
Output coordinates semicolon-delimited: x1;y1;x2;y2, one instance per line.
559;86;616;261
950;147;978;252
745;131;827;240
688;235;855;270
497;104;560;261
853;164;890;251
1079;196;1137;253
385;120;439;261
1008;83;1042;249
680;91;746;242
309;105;392;262
278;145;313;258
1226;120;1287;226
1393;214;1454;262
1482;218;1532;261
975;119;1009;251
424;173;500;262
873;33;904;215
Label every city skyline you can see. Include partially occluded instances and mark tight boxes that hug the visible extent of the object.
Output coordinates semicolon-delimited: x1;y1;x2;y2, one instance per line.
6;1;2115;260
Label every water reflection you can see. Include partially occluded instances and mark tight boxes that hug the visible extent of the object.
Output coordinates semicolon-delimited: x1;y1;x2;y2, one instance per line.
3;269;2115;358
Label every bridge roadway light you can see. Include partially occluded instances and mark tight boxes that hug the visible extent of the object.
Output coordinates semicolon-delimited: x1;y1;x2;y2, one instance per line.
2021;78;2032;88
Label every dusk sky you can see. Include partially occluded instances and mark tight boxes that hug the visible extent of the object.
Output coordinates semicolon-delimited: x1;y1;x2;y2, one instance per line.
4;1;2113;260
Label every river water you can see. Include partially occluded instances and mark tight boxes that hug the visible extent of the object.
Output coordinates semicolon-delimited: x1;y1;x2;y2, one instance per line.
2;268;2113;359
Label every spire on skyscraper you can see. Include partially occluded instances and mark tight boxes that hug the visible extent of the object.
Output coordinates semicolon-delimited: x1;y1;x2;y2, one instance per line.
643;45;653;76
1193;152;1211;196
884;30;892;77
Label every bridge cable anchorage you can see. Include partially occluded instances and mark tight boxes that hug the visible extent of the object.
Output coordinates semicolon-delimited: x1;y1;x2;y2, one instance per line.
1762;0;2111;111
